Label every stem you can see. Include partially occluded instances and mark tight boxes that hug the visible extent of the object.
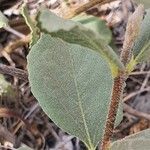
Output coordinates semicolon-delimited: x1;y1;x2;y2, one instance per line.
100;5;144;150
0;64;28;81
65;0;117;19
100;73;125;150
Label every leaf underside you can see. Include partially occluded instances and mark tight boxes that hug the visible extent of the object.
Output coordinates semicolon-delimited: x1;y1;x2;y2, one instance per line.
72;15;112;44
135;0;150;8
37;9;124;76
110;128;150;150
133;9;150;63
28;34;113;149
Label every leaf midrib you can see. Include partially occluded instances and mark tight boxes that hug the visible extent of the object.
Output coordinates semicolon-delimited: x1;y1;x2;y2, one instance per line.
68;48;93;148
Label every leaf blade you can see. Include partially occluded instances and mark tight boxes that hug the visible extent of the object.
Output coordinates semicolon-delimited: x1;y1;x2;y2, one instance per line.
133;9;150;63
27;34;113;149
37;10;124;76
110;129;150;150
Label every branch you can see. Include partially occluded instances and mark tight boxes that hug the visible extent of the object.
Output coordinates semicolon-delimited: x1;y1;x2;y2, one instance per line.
123;103;150;121
0;64;28;81
65;0;117;19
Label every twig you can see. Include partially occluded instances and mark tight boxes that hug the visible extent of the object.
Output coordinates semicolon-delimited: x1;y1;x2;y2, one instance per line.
0;64;28;81
123;103;150;121
0;123;16;146
140;72;150;90
123;87;150;102
65;0;117;19
4;26;26;39
1;35;30;54
130;70;150;75
100;5;144;150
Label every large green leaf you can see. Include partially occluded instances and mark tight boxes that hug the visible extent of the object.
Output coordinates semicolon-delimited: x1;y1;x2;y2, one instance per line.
110;129;150;150
133;9;150;62
27;34;113;149
0;11;8;28
72;15;112;44
135;0;150;8
37;9;124;77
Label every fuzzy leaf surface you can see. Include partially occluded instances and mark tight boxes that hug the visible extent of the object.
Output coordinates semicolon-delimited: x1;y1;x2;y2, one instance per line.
72;15;112;44
133;9;150;62
28;34;113;149
135;0;150;8
37;9;124;76
110;128;150;150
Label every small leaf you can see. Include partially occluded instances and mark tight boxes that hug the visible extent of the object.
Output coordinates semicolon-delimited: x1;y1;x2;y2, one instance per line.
135;0;150;8
21;4;40;47
0;11;8;28
121;4;144;66
0;74;12;95
37;9;125;77
110;128;150;150
17;145;33;150
28;34;113;149
72;15;112;44
133;9;150;63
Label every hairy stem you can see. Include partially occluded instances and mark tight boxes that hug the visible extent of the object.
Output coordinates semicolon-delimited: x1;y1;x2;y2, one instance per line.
100;5;144;150
100;73;125;150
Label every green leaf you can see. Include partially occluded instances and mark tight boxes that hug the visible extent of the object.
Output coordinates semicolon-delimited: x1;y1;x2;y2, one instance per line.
0;11;8;28
115;101;123;126
0;74;11;95
21;4;40;47
72;15;112;44
17;145;33;150
110;128;150;150
37;9;125;77
27;34;113;149
133;9;150;63
135;0;150;8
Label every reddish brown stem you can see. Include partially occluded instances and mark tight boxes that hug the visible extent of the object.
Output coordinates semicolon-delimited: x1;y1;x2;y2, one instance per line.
100;74;125;150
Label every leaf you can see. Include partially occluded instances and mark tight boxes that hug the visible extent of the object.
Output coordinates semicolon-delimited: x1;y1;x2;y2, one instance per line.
21;4;40;47
37;9;125;77
0;74;11;95
0;11;8;28
72;15;112;44
110;128;150;150
115;101;123;126
135;0;150;8
27;34;113;149
17;145;33;150
133;9;150;63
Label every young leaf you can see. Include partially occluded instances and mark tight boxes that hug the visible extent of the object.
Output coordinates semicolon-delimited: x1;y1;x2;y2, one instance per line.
121;4;144;66
21;4;40;47
133;9;150;63
110;128;150;150
0;11;8;28
27;34;113;149
135;0;150;8
72;15;112;44
37;9;125;77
